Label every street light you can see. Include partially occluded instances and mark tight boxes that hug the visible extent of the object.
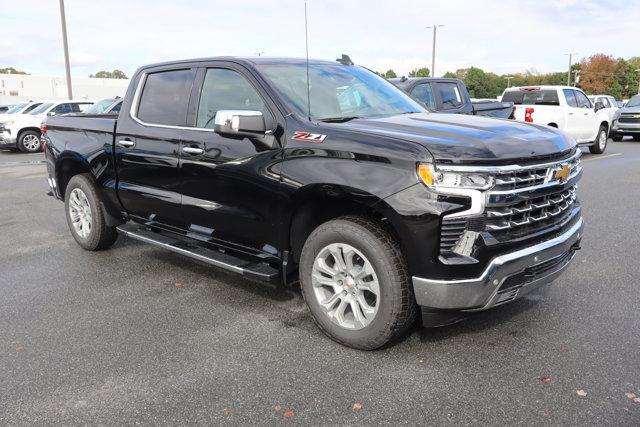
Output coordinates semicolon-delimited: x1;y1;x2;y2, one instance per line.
636;69;640;94
426;24;444;77
505;75;513;88
58;0;72;99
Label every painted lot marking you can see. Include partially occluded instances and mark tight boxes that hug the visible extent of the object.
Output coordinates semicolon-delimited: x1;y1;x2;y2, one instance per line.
581;153;622;162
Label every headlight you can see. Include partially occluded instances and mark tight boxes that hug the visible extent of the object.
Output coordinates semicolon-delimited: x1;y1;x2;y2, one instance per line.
417;163;494;191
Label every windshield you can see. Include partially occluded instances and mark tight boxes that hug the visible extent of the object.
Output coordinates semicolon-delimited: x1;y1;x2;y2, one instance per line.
627;95;640;108
6;103;28;114
257;63;425;121
83;98;117;114
29;103;54;115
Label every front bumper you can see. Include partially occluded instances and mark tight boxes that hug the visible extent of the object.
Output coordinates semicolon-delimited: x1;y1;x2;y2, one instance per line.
612;120;640;134
412;217;583;311
0;130;17;147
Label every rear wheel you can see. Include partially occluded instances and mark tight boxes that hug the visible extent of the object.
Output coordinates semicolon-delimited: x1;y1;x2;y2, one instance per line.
64;174;118;251
17;131;42;153
589;125;608;154
611;134;623;142
633;135;640;142
299;216;417;350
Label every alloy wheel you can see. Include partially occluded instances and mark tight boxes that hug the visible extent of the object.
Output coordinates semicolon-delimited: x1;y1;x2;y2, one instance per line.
68;188;92;239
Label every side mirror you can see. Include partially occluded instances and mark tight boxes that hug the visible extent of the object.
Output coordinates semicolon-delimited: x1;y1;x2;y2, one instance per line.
214;110;268;138
47;111;56;116
594;101;604;112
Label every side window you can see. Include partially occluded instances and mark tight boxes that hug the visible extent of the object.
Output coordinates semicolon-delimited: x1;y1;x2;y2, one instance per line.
76;103;92;112
137;68;195;126
410;83;436;109
52;103;73;114
196;68;267;129
110;101;122;113
601;98;611;108
23;103;42;113
563;89;578;107
436;82;463;109
574;90;591;108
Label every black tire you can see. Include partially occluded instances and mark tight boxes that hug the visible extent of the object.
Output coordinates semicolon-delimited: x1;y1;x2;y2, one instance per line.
17;130;42;153
633;135;640;142
64;174;118;251
589;125;608;154
299;216;417;350
611;134;623;142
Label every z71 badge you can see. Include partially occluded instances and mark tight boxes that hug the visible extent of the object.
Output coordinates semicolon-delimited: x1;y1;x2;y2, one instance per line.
291;131;327;143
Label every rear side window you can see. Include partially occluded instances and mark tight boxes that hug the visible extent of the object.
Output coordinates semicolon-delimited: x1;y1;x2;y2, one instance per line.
503;90;559;106
436;82;463;109
23;103;42;113
574;90;591;108
52;103;73;114
563;89;578;107
137;69;195;126
410;83;436;109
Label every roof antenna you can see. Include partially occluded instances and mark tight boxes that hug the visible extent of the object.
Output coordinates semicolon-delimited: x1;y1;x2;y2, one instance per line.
304;1;311;121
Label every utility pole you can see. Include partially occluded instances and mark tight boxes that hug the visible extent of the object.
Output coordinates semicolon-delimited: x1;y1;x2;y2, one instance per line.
506;76;513;88
565;52;576;86
636;69;640;94
58;0;72;99
426;25;444;77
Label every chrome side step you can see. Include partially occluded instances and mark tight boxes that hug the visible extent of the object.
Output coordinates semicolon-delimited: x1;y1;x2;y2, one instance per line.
117;223;279;282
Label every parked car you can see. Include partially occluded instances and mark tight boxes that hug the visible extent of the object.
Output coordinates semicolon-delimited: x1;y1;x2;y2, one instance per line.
611;94;640;141
81;97;122;115
502;86;611;154
43;57;583;350
390;77;514;119
0;100;93;152
0;101;44;122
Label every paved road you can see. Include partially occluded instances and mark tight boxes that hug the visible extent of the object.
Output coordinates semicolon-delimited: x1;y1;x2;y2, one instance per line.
1;142;639;424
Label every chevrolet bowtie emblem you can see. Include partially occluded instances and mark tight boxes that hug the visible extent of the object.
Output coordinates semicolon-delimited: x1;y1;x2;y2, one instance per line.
554;165;571;183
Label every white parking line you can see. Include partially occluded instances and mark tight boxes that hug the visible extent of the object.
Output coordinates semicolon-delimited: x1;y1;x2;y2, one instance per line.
582;153;622;162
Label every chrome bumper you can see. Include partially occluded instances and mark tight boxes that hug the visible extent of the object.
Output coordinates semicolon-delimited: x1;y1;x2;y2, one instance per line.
412;218;583;311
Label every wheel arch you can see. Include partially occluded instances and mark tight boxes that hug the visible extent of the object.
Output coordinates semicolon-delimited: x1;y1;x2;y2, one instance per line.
55;155;92;199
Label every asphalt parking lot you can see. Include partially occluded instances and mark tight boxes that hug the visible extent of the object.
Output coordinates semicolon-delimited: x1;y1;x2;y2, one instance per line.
1;141;639;424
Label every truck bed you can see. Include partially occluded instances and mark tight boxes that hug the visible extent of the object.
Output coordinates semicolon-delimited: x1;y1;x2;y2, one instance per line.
44;114;117;151
471;100;514;119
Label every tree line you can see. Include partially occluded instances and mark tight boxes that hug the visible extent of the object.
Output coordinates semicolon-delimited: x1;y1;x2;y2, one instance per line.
375;54;640;100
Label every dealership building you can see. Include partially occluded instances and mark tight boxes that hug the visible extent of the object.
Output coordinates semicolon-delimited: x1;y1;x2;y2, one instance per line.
0;73;128;104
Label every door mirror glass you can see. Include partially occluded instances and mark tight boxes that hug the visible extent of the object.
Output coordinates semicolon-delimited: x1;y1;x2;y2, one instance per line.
594;101;604;112
47;111;56;116
214;110;266;137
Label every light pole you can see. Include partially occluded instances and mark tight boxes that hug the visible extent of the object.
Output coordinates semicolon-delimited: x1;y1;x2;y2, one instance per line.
636;69;640;94
573;70;580;87
426;24;444;77
506;76;513;88
565;52;576;86
58;0;72;99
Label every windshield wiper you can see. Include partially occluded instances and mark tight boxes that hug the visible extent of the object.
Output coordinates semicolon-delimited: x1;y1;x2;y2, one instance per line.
318;116;361;123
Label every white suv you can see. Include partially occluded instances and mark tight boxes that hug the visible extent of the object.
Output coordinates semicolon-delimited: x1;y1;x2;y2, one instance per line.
501;86;611;154
0;100;93;152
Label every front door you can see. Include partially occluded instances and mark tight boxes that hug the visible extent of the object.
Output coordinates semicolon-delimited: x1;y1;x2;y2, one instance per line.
115;67;196;230
179;65;283;256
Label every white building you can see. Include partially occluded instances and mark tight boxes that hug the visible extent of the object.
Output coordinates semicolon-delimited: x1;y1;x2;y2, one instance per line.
0;73;129;104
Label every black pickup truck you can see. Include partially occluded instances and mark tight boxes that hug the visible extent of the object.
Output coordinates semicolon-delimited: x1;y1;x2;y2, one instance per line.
43;57;583;350
390;77;515;119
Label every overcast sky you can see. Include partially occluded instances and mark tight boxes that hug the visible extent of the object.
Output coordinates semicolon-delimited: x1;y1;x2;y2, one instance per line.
1;0;637;78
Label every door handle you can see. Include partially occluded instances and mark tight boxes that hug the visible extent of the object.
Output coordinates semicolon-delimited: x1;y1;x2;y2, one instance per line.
117;139;135;148
182;146;204;155
568;112;573;115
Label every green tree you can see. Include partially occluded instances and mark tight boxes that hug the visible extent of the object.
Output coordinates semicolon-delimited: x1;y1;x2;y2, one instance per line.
0;67;28;75
383;69;397;79
408;67;430;77
90;69;128;79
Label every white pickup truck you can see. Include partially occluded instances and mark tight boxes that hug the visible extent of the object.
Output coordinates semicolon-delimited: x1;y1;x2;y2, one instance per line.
502;86;610;154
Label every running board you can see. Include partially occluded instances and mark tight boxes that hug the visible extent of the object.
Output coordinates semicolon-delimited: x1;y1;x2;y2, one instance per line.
117;223;279;282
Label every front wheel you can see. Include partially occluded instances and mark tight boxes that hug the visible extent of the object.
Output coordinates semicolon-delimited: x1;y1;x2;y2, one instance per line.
17;130;42;153
611;134;623;142
64;174;118;251
299;216;417;350
589;125;608;154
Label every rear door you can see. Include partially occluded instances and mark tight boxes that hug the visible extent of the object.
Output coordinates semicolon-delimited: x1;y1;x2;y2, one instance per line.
178;63;283;254
573;89;597;141
561;89;586;140
433;81;466;113
115;66;196;230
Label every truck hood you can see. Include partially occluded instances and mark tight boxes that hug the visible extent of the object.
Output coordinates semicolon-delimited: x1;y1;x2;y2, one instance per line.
340;112;574;163
620;106;640;113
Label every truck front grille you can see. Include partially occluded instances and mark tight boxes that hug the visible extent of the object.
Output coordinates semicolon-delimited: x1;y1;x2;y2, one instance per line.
439;150;582;257
619;114;640;124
